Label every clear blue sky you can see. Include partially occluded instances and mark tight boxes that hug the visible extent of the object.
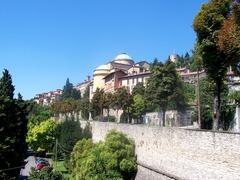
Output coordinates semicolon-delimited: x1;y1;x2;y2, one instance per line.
0;0;207;99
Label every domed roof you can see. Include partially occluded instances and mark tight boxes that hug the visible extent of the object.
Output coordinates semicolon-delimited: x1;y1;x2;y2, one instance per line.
95;64;111;70
114;53;133;61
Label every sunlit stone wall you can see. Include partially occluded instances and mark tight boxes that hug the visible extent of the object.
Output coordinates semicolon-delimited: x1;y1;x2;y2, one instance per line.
80;121;240;180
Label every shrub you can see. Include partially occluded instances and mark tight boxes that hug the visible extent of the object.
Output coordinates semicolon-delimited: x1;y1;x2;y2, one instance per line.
29;166;64;180
70;130;137;180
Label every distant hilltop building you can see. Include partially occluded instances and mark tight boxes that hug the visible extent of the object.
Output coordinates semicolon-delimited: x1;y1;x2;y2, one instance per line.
34;76;92;105
90;53;150;99
176;67;206;84
34;89;63;106
75;76;92;96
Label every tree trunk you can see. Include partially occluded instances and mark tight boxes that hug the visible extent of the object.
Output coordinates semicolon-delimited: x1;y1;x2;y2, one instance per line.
213;80;221;130
197;68;201;128
162;110;166;127
107;108;110;122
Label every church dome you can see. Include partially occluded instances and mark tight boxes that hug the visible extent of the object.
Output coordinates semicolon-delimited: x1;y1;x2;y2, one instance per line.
96;64;110;70
113;53;134;65
94;63;111;76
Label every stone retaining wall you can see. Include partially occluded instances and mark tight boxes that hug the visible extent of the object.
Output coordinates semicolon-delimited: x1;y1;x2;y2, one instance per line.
80;121;240;180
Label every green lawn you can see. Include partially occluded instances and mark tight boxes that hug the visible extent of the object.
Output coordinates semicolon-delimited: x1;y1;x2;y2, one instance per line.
52;160;74;180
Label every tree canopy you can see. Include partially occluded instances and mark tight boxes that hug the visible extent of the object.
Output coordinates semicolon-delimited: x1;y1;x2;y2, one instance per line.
146;60;186;126
26;119;56;153
193;0;240;130
61;78;81;100
70;130;137;180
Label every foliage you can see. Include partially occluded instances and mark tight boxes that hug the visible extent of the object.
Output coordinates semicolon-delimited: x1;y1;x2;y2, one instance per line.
55;119;82;165
130;94;145;121
27;119;56;153
27;102;52;128
80;85;90;120
0;69;28;179
193;77;234;130
217;2;240;72
52;99;80;115
70;130;137;180
145;60;186;126
29;166;64;180
61;78;81;100
113;87;133;123
103;92;115;117
132;83;145;96
54;119;92;171
91;89;117;120
113;87;130;112
90;88;104;118
193;0;239;130
174;53;191;69
229;91;240;105
108;115;116;122
221;104;235;131
183;83;196;105
70;139;95;177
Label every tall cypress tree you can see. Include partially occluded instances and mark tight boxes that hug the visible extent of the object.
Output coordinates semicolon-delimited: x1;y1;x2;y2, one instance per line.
0;69;28;179
61;78;81;100
0;69;15;99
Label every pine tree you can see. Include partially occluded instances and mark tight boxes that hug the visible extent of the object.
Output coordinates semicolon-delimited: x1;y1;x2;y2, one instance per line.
61;78;81;100
0;69;28;179
0;69;15;99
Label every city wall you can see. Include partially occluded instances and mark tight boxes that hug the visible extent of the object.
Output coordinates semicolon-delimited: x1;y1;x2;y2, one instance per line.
80;121;240;180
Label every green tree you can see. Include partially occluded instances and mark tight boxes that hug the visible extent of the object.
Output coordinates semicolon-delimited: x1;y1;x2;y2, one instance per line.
80;85;90;120
146;60;186;126
0;69;15;99
27;102;52;128
27;119;56;153
0;69;28;179
132;82;145;96
70;139;94;177
193;0;239;130
90;88;105;119
183;83;196;105
55;119;82;168
103;92;115;119
71;130;137;180
193;77;233;130
113;87;132;123
130;94;145;123
61;78;81;100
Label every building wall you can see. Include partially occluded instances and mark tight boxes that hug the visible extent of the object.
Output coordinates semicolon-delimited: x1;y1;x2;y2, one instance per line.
81;121;240;180
120;74;149;93
93;73;108;92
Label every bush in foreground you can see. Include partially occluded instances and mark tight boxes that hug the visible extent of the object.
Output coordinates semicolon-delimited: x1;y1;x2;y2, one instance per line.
70;130;137;180
29;166;65;180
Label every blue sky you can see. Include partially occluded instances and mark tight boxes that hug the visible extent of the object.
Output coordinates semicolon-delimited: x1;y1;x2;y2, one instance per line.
0;0;207;99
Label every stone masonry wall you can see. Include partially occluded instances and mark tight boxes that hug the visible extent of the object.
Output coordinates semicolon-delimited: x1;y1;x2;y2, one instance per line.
80;121;240;180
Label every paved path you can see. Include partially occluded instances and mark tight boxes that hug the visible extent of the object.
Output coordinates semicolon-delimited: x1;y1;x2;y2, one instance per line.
19;156;36;179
